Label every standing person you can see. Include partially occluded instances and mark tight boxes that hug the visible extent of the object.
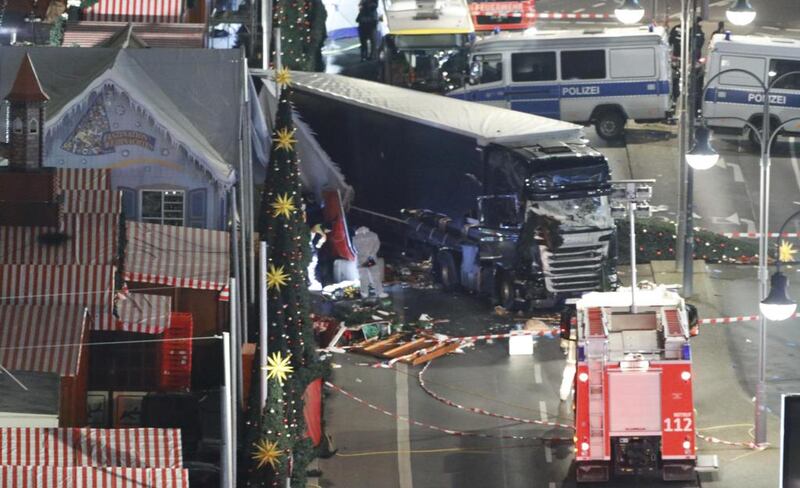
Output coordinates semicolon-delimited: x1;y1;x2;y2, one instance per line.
353;226;387;298
356;0;379;61
712;20;725;37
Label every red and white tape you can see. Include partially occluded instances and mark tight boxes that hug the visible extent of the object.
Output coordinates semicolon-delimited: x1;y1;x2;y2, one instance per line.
324;381;546;441
721;232;800;239
418;362;574;431
696;432;767;450
700;313;800;325
536;11;613;20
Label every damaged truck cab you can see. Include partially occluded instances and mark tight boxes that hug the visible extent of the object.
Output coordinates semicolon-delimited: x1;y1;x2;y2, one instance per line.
407;141;616;309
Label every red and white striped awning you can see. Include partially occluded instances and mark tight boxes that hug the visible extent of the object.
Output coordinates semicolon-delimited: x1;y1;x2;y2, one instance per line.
0;305;88;377
60;190;120;216
0;466;188;487
82;0;184;23
124;221;229;293
0;264;115;330
0;428;183;468
0;214;117;266
116;293;171;334
55;169;110;192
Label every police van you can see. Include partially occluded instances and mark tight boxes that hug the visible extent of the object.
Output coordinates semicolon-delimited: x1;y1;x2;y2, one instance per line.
447;26;673;140
703;33;800;147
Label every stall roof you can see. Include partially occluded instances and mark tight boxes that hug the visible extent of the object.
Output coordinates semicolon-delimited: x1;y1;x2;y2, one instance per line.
116;293;172;334
0;427;183;468
0;466;188;487
287;71;583;146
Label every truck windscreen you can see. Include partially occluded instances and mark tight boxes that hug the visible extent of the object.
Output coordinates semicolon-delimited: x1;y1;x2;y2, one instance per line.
528;197;613;230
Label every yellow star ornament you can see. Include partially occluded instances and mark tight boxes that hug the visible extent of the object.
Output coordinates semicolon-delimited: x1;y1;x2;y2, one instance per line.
265;351;294;386
252;438;283;470
275;67;292;88
273;127;297;152
271;193;297;219
266;264;289;291
779;240;797;263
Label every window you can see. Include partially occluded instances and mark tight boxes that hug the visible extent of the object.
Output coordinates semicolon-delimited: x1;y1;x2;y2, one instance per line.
610;48;655;78
560;50;606;80
12;117;22;134
187;188;207;228
141;190;184;226
28;118;38;134
511;52;557;82
473;54;503;84
120;187;137;220
719;55;765;87
770;58;800;91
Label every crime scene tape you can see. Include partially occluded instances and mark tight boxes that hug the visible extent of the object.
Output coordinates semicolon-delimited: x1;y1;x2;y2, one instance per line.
325;381;563;442
418;362;574;431
721;232;800;239
699;313;800;325
536;11;613;20
696;432;767;450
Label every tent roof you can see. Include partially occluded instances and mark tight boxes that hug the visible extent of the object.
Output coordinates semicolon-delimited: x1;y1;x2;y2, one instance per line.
286;71;583;146
6;54;48;102
0;48;244;187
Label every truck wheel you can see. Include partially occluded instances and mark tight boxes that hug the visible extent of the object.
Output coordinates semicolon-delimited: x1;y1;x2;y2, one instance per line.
746;121;762;149
436;250;459;291
497;272;516;311
594;110;626;141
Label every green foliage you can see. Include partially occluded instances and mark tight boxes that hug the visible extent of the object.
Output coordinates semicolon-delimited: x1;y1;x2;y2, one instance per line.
49;17;65;46
616;218;758;264
247;86;324;487
274;0;327;71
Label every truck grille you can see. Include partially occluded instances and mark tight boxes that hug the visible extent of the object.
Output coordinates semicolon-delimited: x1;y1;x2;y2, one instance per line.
538;229;613;294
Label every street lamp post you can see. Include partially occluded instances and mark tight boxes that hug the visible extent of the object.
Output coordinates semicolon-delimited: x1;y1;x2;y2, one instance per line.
760;209;800;321
691;67;800;445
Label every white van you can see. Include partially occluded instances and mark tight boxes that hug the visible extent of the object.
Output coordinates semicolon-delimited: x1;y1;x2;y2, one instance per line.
703;33;800;147
448;26;673;140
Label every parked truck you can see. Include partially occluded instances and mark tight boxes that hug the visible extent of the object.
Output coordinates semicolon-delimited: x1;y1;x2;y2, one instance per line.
289;71;618;309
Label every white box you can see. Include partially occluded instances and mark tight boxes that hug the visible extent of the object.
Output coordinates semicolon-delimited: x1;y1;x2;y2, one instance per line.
509;335;534;356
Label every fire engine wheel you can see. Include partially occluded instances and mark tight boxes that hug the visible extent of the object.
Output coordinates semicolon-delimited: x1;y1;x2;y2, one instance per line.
436;250;459;292
594;110;626;141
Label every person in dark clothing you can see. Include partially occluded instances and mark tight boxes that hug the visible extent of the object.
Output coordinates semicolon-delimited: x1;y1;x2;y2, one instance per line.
713;21;725;36
668;24;682;58
356;0;379;61
691;16;705;62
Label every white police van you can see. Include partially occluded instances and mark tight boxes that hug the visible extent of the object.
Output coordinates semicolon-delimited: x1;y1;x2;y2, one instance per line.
703;33;800;147
448;26;673;140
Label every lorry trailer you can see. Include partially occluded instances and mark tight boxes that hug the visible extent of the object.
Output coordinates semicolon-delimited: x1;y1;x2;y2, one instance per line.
288;71;618;309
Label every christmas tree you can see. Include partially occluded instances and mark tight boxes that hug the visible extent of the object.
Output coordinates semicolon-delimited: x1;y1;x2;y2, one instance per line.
273;0;327;71
247;68;323;487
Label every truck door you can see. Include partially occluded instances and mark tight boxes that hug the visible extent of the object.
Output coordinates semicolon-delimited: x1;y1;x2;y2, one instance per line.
507;51;560;119
466;53;508;107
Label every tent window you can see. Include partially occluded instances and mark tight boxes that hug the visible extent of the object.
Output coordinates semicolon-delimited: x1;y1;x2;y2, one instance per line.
29;118;38;134
187;188;207;228
141;189;184;226
12;117;22;134
120;187;137;220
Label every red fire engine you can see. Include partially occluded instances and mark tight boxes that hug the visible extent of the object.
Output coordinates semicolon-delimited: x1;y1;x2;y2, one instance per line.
572;286;696;483
468;0;536;32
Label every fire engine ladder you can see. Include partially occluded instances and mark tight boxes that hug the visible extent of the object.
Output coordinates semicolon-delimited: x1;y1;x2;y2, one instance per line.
586;307;608;458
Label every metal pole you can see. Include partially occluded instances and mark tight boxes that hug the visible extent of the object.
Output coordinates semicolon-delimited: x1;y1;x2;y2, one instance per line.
221;332;234;488
629;200;638;313
228;280;239;484
230;191;244;409
755;83;772;446
262;0;271;70
275;27;283;88
683;0;697;296
259;241;269;408
676;0;688;269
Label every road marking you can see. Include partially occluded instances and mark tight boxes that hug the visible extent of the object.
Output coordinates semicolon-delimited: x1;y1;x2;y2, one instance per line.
534;363;543;384
574;8;585;13
727;162;745;182
544;445;553;463
539;400;548;422
396;364;413;488
669;11;681;19
762;26;781;31
788;28;800;33
709;0;728;6
592;2;605;7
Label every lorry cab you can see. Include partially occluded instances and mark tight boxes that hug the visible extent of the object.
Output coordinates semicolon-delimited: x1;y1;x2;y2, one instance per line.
703;33;800;148
448;26;673;140
378;0;475;92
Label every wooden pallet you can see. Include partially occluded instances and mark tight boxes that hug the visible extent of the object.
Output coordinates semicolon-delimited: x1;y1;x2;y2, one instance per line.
350;333;461;364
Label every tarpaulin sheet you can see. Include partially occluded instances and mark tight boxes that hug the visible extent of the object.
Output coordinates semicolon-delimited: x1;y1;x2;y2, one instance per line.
116;293;171;334
0;466;188;487
303;378;323;447
0;305;87;376
0;428;183;468
286;71;583;147
124;221;229;292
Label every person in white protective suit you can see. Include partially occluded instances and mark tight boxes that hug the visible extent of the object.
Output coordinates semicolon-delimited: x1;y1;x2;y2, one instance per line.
353;226;387;298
